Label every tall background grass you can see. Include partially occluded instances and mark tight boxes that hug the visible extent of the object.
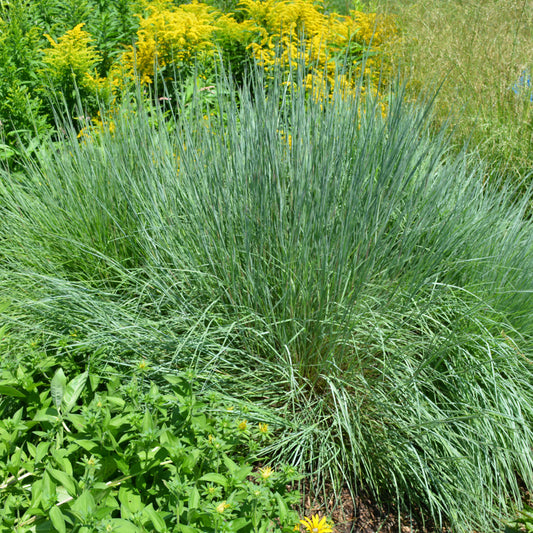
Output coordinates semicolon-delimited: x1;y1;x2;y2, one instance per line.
324;0;533;190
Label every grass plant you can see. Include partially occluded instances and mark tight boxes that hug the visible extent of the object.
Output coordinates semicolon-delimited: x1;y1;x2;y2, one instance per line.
1;67;533;531
376;0;533;188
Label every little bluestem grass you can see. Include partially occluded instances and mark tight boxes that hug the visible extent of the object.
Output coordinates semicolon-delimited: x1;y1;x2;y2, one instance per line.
1;67;533;531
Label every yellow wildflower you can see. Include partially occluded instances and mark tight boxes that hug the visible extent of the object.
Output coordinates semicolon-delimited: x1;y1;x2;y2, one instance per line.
215;501;230;513
258;422;269;434
238;419;248;431
259;466;274;479
300;514;333;533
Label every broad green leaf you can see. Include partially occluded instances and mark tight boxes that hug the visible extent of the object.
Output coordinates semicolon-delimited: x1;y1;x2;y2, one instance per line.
71;491;96;520
142;504;167;532
104;519;141;533
258;520;269;533
30;478;43;507
163;375;182;386
33;408;59;423
65;413;86;431
142;409;154;432
188;486;200;509
222;454;239;474
50;369;67;411
47;467;78;497
49;505;66;533
35;442;51;463
178;525;201;533
89;373;100;392
199;473;229;488
75;439;98;452
41;471;57;505
229;517;249;531
233;465;253;483
0;384;26;398
118;486;143;514
50;450;73;476
11;407;24;425
275;492;289;522
62;372;88;413
27;441;37;458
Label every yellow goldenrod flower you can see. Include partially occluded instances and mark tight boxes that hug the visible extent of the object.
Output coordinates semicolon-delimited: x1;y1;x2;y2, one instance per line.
300;514;333;533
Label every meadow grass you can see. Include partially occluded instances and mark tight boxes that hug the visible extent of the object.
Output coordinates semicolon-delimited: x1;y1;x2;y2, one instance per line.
371;0;533;189
1;68;533;531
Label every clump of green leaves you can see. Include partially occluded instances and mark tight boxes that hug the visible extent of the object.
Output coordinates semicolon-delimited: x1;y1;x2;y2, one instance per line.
0;339;301;532
506;506;533;533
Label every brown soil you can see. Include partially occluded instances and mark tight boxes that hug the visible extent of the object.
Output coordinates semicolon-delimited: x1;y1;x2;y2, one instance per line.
301;486;445;533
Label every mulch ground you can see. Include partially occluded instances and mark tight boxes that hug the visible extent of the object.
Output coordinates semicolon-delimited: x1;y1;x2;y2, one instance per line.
301;486;446;533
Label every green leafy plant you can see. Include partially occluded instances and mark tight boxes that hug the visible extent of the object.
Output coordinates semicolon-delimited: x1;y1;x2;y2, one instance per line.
506;505;533;533
0;341;302;532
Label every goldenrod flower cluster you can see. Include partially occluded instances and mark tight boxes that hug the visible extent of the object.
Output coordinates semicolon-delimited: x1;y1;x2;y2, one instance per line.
125;0;397;97
42;23;108;103
44;0;397;137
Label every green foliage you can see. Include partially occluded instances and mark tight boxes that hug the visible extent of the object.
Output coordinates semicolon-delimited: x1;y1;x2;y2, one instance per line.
382;0;533;190
0;0;50;148
0;336;302;532
507;505;533;533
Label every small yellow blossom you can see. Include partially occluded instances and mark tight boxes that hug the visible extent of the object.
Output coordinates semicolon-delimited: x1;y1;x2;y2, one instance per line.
259;466;274;479
238;419;248;431
138;359;148;370
258;422;269;434
300;514;333;533
215;501;230;513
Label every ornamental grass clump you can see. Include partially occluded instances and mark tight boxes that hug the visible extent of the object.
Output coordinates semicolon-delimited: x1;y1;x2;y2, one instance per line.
1;65;533;532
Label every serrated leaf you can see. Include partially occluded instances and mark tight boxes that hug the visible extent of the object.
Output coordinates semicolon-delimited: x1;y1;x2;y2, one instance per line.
50;369;67;411
49;505;66;533
62;372;87;414
199;473;228;488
